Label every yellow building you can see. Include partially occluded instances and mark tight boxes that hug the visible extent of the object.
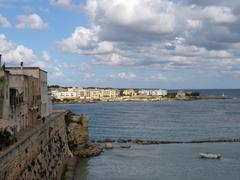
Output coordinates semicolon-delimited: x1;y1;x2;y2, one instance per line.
122;89;137;96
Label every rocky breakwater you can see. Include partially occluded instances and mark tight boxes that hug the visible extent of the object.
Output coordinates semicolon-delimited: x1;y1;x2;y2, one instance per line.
65;112;102;158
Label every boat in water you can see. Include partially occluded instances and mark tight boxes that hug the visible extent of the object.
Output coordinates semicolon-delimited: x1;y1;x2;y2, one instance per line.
199;153;221;159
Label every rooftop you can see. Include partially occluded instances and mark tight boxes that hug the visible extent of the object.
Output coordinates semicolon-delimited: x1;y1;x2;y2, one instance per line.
5;67;47;73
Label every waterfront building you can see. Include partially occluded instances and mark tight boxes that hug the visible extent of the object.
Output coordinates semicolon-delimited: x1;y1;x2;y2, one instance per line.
176;90;186;98
0;58;51;132
51;88;118;100
138;89;168;96
101;89;117;99
52;90;77;99
90;89;102;100
122;89;137;96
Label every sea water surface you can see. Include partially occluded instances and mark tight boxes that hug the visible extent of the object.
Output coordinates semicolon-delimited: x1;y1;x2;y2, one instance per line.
54;89;240;180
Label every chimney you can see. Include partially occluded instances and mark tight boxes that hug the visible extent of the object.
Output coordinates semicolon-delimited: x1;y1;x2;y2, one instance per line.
20;61;23;70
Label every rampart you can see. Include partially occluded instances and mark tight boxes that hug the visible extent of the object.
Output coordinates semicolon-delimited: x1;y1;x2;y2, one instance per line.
0;110;70;180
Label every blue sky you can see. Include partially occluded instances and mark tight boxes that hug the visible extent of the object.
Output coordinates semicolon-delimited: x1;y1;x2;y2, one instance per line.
0;0;240;89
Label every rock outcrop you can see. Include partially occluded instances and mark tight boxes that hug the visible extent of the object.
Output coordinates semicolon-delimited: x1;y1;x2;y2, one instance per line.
65;112;102;157
105;143;113;149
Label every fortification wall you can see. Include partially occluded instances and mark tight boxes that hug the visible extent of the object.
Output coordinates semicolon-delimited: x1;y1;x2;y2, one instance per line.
0;110;70;180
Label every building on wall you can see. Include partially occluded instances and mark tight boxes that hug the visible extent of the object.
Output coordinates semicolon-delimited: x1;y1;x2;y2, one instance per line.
5;66;51;119
0;67;10;121
48;93;53;115
0;57;51;132
138;89;168;96
8;74;30;131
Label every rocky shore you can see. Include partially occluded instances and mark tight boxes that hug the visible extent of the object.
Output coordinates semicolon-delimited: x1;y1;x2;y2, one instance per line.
90;138;240;145
65;112;103;157
54;95;225;104
62;112;103;179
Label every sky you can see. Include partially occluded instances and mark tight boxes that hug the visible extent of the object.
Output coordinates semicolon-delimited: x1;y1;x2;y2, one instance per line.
0;0;240;89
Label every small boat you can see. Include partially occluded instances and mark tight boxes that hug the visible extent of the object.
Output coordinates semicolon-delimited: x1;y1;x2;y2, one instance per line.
199;153;221;159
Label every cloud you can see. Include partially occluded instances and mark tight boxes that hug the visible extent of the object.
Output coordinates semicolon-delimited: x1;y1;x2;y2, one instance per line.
85;0;176;42
49;0;84;11
58;26;114;55
150;74;167;81
117;72;136;81
57;0;240;78
203;6;237;23
0;15;11;28
42;51;50;61
187;19;202;29
84;73;95;79
0;33;45;67
60;62;92;73
16;13;48;30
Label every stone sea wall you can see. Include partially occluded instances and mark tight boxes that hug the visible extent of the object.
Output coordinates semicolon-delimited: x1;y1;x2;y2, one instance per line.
0;110;70;180
0;109;101;180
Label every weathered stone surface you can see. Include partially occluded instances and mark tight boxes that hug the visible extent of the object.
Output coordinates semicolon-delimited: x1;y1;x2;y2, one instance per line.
73;144;102;157
69;115;88;128
66;114;89;150
0;110;70;180
65;112;102;158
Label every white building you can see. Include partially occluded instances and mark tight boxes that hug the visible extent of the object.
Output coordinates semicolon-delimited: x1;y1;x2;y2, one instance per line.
51;88;118;100
138;89;168;96
0;58;51;132
52;91;77;99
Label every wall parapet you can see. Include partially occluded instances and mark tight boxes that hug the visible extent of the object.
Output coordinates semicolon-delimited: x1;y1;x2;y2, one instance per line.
0;110;70;180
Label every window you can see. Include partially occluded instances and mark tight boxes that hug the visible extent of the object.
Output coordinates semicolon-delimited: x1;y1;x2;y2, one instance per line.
10;88;17;106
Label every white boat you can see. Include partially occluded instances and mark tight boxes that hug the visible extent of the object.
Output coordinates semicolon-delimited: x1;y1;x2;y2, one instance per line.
199;153;221;159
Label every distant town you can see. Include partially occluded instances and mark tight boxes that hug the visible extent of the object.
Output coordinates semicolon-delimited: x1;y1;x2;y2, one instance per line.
49;85;206;103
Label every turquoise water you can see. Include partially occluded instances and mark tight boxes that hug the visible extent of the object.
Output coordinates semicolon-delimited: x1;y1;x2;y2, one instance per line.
54;89;240;180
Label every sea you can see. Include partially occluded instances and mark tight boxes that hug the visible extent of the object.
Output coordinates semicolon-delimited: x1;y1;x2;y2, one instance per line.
54;89;240;180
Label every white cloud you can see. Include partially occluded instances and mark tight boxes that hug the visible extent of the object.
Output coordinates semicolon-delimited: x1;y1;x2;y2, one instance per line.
78;63;91;72
16;13;48;30
151;74;167;81
58;26;114;55
0;33;45;67
49;0;83;11
49;0;71;6
85;0;176;39
203;6;237;23
0;15;11;28
84;73;95;79
42;51;50;61
118;72;136;81
57;0;240;77
187;19;202;29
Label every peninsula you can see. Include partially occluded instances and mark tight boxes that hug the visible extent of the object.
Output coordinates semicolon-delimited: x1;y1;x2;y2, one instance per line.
49;86;225;104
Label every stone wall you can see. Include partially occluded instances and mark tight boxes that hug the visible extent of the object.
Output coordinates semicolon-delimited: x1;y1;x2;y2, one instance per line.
0;110;70;180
